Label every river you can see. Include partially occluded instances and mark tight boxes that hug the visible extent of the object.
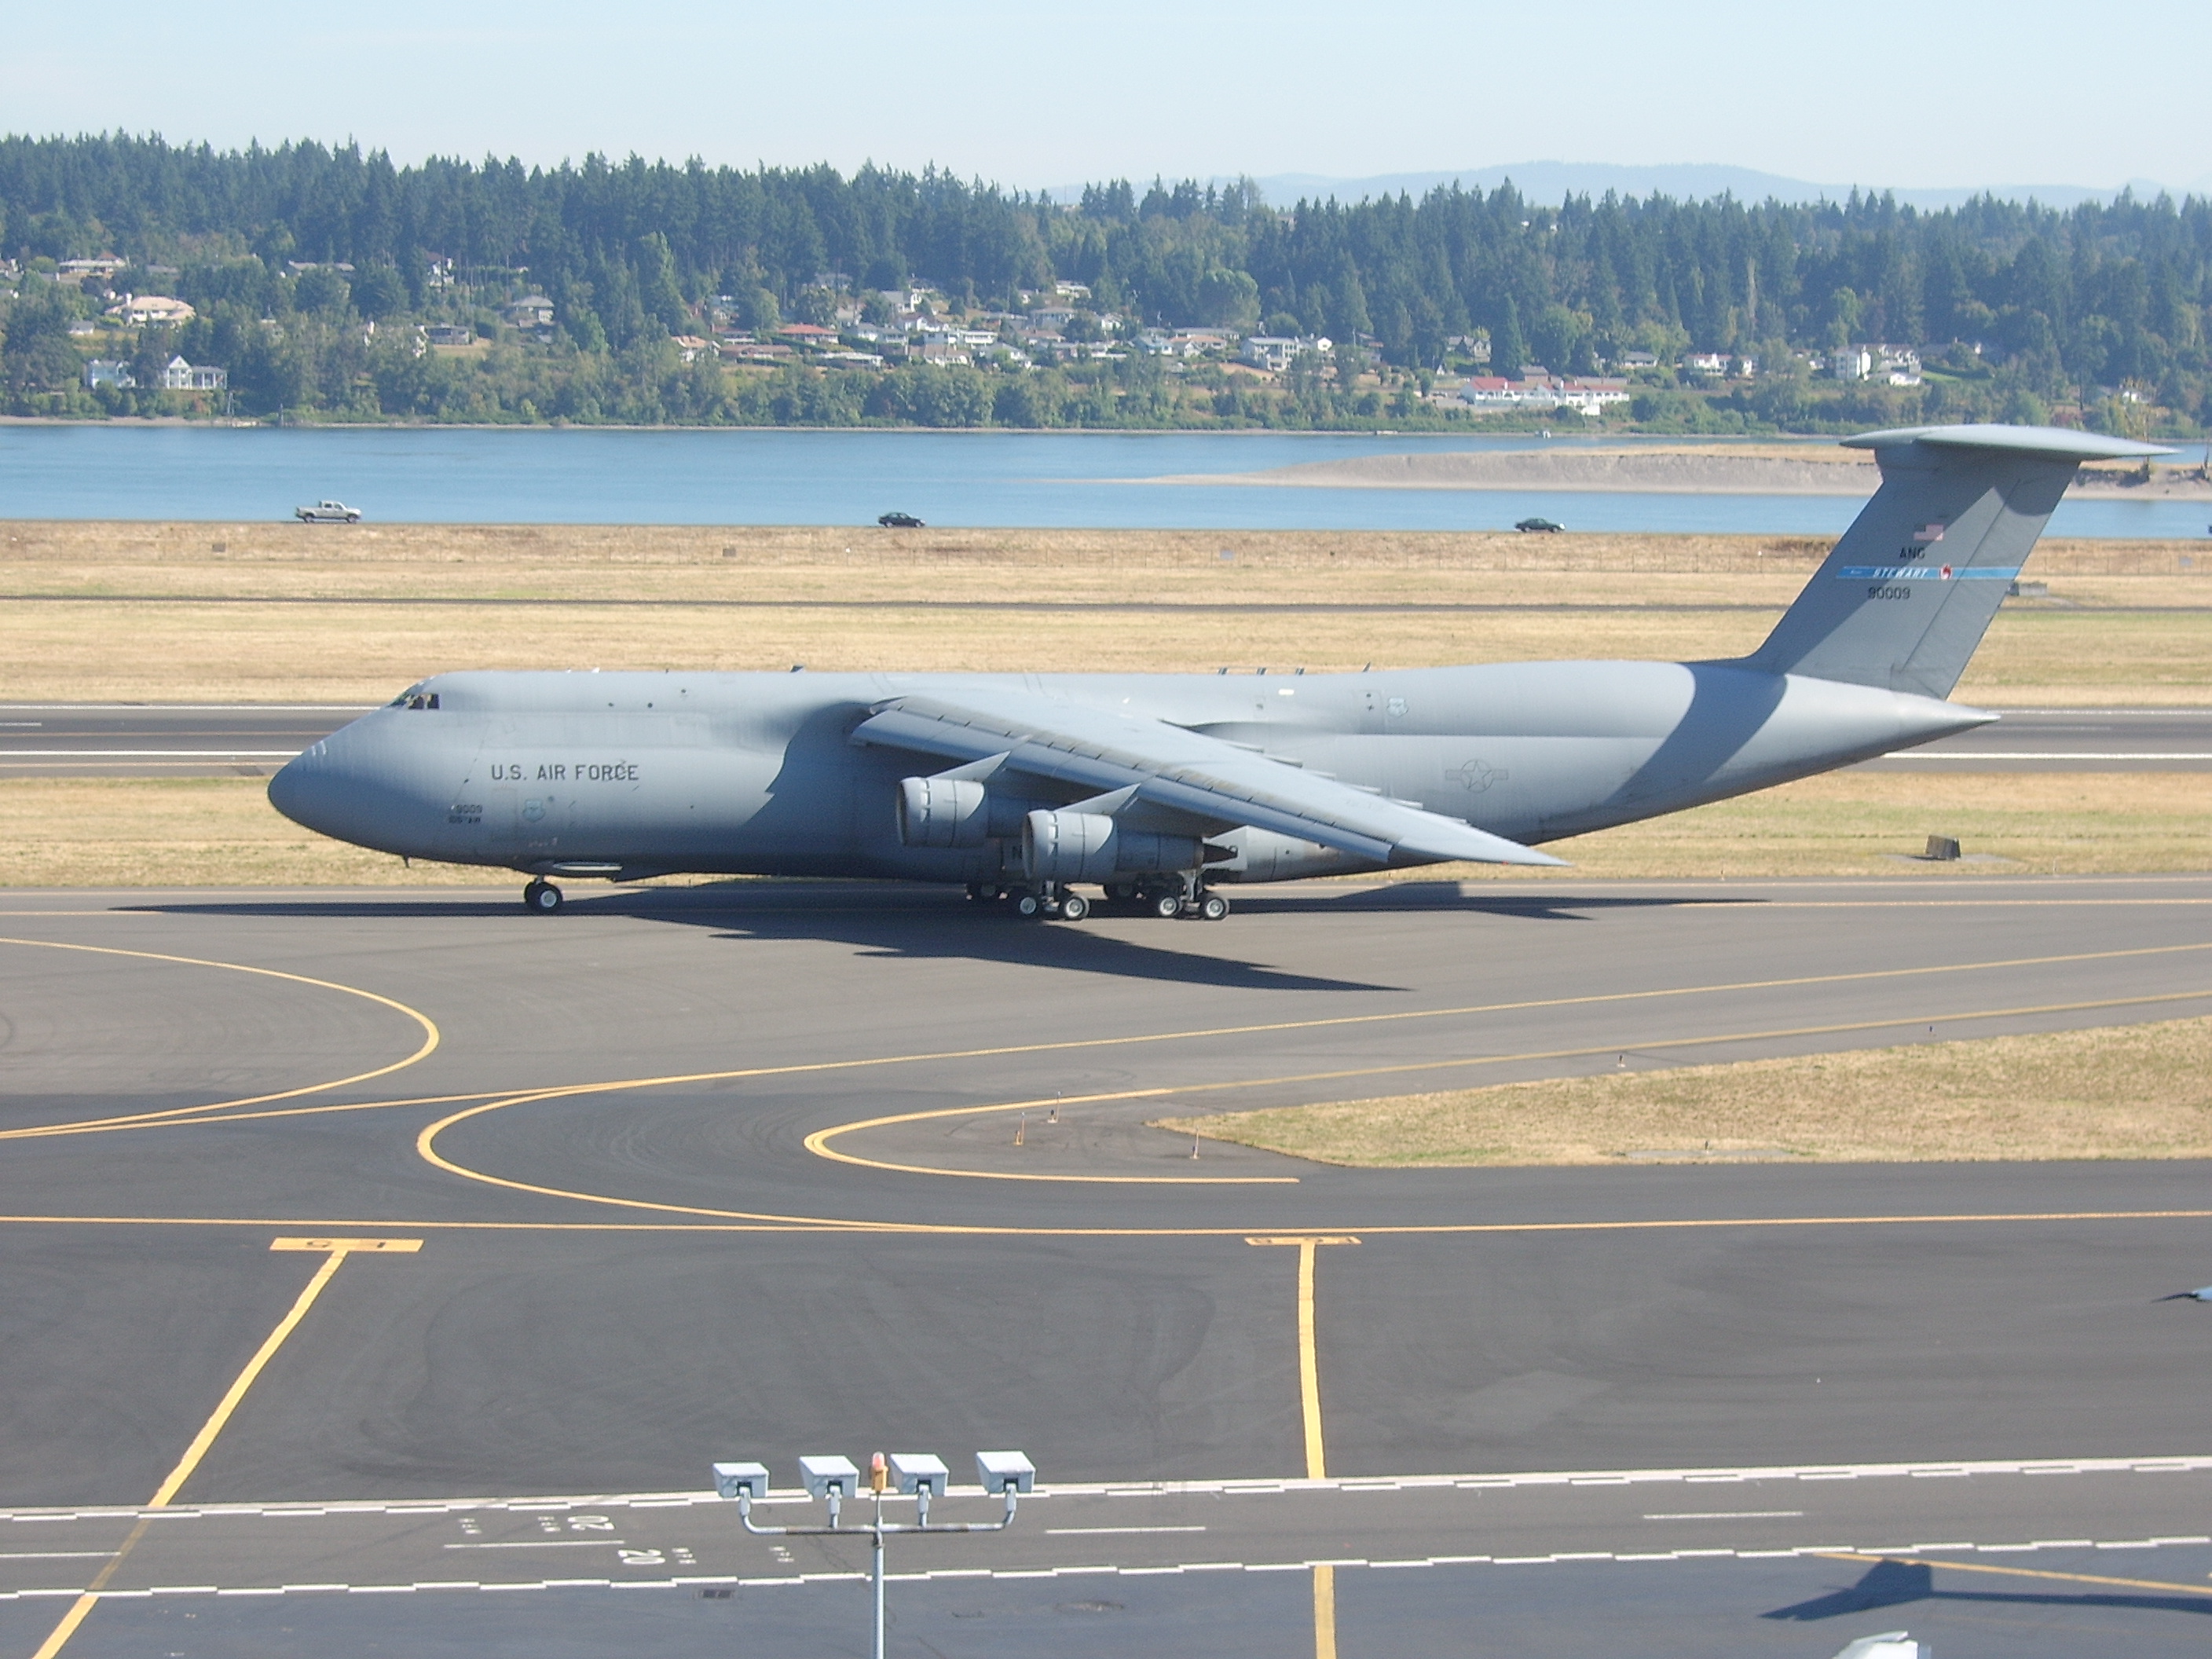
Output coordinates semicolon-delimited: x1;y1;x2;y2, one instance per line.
0;424;2203;537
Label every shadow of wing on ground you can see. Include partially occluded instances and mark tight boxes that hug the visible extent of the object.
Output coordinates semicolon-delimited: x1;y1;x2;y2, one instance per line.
1763;1558;2212;1623
139;885;1406;992
1225;881;1765;921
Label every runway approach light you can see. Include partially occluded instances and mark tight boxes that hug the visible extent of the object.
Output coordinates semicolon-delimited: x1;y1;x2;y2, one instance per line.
1829;1633;1925;1659
889;1452;949;1497
715;1449;1031;1659
712;1461;769;1501
976;1449;1035;1495
800;1454;861;1501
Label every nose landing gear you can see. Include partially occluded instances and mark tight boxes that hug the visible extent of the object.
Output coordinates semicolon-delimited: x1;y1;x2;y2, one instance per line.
523;878;564;914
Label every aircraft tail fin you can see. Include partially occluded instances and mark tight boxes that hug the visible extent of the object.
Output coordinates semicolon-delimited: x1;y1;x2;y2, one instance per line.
1741;424;2169;699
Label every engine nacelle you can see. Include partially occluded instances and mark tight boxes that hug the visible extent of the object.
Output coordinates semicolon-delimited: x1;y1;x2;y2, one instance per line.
1204;825;1378;881
1022;811;1203;881
897;775;990;848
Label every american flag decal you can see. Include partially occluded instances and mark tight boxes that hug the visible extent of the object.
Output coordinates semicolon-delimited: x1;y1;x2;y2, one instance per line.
1914;522;1946;542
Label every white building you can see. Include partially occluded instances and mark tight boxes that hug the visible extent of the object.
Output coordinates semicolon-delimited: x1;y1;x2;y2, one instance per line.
84;360;135;389
1831;346;1874;382
158;355;227;391
1240;335;1331;372
104;295;196;326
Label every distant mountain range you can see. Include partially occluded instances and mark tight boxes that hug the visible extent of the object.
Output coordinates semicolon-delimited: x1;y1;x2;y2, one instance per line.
1051;162;2207;211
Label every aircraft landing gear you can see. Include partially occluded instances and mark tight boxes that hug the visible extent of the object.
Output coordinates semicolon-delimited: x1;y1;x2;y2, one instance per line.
1141;873;1229;920
1010;883;1091;921
523;878;564;914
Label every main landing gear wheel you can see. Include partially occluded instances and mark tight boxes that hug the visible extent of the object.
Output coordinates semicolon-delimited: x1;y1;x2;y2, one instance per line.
523;879;564;914
1199;892;1231;921
1058;892;1091;922
1152;892;1184;920
1016;892;1045;918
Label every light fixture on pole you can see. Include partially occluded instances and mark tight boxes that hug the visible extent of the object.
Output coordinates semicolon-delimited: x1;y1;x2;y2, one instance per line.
714;1448;1034;1659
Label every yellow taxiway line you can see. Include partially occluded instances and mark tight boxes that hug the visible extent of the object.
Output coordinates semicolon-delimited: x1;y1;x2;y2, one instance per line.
1249;1236;1360;1659
798;984;2212;1184
8;938;2205;1149
28;1237;420;1659
0;938;439;1140
416;980;2212;1228
1815;1548;2212;1599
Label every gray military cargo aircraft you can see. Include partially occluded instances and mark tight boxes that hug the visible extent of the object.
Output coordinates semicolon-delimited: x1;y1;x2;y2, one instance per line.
269;423;2165;919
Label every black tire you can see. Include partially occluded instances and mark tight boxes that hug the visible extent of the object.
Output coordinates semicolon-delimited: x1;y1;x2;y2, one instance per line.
1152;893;1184;920
1059;892;1090;921
1199;892;1230;921
526;880;563;914
1016;892;1043;918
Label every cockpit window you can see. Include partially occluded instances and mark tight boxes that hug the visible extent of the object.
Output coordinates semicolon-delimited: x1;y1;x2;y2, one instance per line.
389;686;441;710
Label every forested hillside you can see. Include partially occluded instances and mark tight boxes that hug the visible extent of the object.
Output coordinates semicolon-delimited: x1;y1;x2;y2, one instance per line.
2;134;2207;432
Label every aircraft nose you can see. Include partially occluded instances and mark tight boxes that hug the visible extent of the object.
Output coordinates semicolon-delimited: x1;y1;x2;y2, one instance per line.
267;747;327;831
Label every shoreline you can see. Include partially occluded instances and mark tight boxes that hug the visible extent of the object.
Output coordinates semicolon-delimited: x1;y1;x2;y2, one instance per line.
1150;447;2212;497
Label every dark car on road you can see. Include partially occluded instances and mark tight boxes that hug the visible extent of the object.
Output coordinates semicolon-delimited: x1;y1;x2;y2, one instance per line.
1514;516;1566;533
877;511;925;528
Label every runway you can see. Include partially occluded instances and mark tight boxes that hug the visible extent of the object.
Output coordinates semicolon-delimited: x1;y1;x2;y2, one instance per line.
0;705;374;776
5;703;2208;775
1;875;2210;1656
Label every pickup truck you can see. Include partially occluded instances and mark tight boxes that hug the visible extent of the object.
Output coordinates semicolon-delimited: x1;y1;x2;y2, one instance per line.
295;500;362;523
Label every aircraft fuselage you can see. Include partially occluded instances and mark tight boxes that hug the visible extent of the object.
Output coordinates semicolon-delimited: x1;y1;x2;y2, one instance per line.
269;661;1987;885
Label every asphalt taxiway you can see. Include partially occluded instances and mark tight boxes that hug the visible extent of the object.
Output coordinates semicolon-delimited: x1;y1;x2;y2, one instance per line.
2;875;2210;1656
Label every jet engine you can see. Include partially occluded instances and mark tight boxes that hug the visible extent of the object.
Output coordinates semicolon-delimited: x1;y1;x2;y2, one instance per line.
1022;810;1203;881
896;775;990;847
897;777;1049;848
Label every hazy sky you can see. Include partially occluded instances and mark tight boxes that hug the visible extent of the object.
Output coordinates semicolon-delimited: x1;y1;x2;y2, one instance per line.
5;0;2206;192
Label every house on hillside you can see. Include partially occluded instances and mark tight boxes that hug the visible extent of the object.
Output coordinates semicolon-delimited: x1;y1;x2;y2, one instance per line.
159;356;226;391
504;295;555;329
1240;335;1331;373
104;295;196;326
84;360;135;389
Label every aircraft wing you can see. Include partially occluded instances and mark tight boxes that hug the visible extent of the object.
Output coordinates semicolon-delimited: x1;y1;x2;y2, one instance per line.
851;690;1564;867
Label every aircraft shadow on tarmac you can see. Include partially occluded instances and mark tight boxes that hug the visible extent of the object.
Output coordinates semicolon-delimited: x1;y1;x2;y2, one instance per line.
1763;1558;2212;1623
133;890;1382;991
136;881;1744;991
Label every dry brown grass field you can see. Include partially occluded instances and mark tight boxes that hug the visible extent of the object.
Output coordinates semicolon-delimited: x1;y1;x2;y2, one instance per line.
1156;1015;2212;1166
1;521;2207;702
0;521;2204;885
